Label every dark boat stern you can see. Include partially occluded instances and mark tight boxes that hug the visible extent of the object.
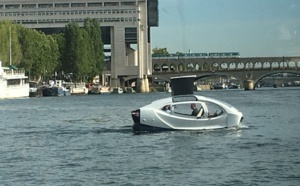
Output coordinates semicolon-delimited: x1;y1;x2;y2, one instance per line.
131;109;141;130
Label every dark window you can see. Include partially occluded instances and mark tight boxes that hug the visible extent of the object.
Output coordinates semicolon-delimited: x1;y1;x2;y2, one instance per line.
104;2;119;6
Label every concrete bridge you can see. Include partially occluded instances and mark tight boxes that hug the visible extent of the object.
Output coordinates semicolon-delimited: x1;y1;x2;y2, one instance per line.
151;56;300;90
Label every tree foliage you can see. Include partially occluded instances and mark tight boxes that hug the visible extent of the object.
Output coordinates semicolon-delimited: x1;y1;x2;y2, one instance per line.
62;19;104;83
0;20;22;66
62;22;92;82
83;18;104;82
0;19;104;83
18;27;59;80
51;33;65;73
152;47;169;55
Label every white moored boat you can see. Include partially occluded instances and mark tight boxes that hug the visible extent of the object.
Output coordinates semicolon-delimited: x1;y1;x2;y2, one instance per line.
65;82;88;95
0;61;29;99
131;75;243;132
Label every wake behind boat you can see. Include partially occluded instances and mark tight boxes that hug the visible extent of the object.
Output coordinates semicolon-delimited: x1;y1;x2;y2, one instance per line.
131;75;243;132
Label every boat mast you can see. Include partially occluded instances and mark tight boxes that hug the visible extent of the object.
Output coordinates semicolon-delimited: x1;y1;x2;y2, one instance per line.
9;26;12;66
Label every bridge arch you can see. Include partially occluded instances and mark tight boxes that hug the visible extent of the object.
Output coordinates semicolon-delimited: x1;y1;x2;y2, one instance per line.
279;61;288;68
254;61;262;69
237;62;244;69
162;63;169;71
253;70;300;87
288;61;296;67
186;62;194;71
153;63;160;72
271;61;279;69
178;63;185;71
203;63;209;71
245;62;253;69
263;62;271;68
229;63;236;69
170;63;176;71
220;62;228;70
194;72;244;86
195;63;200;71
212;62;219;70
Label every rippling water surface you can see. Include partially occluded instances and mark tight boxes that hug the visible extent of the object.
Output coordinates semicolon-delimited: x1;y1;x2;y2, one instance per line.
1;88;300;186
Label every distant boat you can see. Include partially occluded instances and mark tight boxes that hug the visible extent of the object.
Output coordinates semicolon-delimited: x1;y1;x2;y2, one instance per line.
124;87;136;93
227;83;240;89
88;84;111;94
112;87;124;94
29;81;43;97
64;82;88;95
0;62;29;99
99;86;111;94
212;83;225;90
42;80;70;97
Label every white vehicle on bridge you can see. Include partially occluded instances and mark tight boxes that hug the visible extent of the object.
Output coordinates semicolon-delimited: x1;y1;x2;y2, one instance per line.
131;75;243;132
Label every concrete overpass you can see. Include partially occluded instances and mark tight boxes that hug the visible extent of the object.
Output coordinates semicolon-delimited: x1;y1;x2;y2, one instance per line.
151;56;300;90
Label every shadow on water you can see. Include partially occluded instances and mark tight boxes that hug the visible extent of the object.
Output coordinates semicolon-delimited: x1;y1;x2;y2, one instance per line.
132;124;250;136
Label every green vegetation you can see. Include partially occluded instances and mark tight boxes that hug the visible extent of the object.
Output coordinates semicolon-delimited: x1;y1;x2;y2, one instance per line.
152;47;168;55
0;19;104;83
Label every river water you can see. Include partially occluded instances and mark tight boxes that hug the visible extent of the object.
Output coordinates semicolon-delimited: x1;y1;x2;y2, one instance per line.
0;88;300;186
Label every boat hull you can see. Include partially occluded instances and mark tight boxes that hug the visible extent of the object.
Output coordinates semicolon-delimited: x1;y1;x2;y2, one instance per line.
133;123;175;132
29;88;43;97
0;86;29;99
42;87;70;96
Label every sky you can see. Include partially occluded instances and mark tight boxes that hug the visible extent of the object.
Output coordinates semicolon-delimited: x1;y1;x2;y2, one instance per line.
150;0;300;57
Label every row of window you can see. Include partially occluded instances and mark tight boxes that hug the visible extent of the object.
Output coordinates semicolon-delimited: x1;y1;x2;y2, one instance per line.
14;17;138;24
0;9;137;17
0;2;135;9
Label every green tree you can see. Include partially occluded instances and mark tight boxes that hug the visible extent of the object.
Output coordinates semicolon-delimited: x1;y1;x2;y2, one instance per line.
51;33;65;75
44;34;59;77
63;22;92;82
83;18;104;83
18;27;59;81
152;47;169;55
18;27;40;77
0;20;22;66
176;51;184;56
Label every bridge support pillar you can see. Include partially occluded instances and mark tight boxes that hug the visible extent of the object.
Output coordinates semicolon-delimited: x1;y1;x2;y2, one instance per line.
111;78;120;89
137;76;149;93
244;80;254;90
165;82;171;92
120;78;125;89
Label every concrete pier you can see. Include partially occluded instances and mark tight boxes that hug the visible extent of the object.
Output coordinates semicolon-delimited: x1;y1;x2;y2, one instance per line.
244;80;254;90
137;77;148;93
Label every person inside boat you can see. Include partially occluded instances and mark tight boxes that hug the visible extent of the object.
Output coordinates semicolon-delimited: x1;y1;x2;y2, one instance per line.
190;103;199;116
162;105;171;113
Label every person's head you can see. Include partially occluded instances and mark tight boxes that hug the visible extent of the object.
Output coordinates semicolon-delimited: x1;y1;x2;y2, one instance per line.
163;105;170;110
191;103;196;109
